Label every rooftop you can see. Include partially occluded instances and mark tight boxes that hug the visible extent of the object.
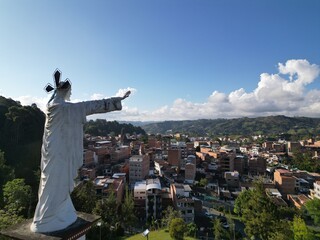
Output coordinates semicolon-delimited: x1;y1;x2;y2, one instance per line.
276;169;291;174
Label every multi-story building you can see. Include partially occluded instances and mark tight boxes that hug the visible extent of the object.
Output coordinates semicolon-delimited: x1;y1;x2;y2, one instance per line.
224;171;240;189
129;155;150;184
274;169;296;196
161;135;172;156
133;178;167;222
130;141;145;155
147;135;161;149
180;155;196;170
262;141;273;151
80;167;96;180
168;149;181;167
88;140;113;164
93;175;125;204
111;145;131;163
250;145;260;156
171;142;188;160
83;149;97;166
294;177;310;194
233;155;246;175
248;156;266;175
272;143;285;152
218;152;235;173
170;183;194;223
185;162;196;184
146;178;162;221
287;142;301;154
186;142;196;156
133;180;147;221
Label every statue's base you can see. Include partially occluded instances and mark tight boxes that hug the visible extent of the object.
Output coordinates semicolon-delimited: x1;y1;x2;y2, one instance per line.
0;212;100;240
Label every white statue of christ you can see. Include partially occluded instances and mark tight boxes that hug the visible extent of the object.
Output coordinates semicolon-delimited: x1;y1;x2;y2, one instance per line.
30;70;130;233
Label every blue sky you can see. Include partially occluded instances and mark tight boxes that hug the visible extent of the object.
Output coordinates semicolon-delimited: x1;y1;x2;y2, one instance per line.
0;0;319;121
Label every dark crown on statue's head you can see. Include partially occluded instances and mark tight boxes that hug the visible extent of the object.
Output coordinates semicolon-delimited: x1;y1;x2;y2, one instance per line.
44;69;71;93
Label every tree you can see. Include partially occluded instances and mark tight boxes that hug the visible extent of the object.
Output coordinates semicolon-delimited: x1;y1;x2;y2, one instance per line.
93;191;122;237
292;151;320;173
267;220;293;240
121;186;137;232
162;206;181;229
305;198;320;225
5;106;28;144
3;178;32;218
235;181;278;240
185;222;197;238
169;218;185;240
234;188;253;216
0;150;14;204
93;191;119;225
226;213;236;240
292;216;314;240
199;178;208;188
0;209;23;230
213;218;226;240
71;180;97;213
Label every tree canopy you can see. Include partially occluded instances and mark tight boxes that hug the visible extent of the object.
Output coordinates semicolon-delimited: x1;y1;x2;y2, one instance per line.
234;181;286;239
169;218;185;240
84;119;146;136
305;198;320;225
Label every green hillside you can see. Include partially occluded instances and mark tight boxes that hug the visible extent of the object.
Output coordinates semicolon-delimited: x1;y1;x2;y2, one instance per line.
142;116;320;138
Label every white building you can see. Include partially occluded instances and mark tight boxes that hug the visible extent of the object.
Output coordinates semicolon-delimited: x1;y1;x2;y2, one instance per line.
312;181;320;199
129;155;150;184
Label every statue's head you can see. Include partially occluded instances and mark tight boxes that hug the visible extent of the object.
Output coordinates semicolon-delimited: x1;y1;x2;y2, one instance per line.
45;69;72;103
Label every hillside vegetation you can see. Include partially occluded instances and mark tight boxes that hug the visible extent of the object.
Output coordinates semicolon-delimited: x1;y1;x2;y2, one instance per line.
0;96;145;189
142;116;320;137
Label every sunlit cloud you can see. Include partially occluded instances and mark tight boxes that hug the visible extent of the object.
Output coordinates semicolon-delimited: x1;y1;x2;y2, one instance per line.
16;95;49;111
90;93;104;100
115;87;137;98
11;59;320;122
115;59;320;121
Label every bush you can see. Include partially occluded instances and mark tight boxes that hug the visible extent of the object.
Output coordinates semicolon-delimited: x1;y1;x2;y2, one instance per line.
169;218;185;240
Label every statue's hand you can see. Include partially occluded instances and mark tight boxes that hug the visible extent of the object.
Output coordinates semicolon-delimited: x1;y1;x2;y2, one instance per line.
122;91;131;100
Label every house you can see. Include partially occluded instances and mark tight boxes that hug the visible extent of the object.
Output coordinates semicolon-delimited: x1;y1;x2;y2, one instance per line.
93;176;125;204
287;194;310;209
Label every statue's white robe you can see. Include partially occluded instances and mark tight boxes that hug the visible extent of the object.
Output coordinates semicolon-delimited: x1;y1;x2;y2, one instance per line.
30;98;122;233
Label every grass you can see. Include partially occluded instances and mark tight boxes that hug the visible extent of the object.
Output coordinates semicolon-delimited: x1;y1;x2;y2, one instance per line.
122;229;196;240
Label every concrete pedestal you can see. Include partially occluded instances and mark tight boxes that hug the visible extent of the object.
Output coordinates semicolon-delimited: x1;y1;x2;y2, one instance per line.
0;212;100;240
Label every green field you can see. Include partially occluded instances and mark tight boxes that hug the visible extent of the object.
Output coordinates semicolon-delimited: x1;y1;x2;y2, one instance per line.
123;229;196;240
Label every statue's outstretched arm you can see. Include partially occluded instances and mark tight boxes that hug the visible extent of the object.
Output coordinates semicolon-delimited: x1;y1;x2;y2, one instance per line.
80;90;130;116
121;91;131;100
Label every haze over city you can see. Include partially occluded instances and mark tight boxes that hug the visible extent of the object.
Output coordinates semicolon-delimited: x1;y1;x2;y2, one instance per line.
0;1;319;121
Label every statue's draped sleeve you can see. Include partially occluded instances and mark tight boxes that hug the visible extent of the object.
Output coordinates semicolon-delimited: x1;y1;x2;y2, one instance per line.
74;97;123;117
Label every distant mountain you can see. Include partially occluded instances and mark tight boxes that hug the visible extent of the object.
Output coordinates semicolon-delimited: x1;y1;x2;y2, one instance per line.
84;119;146;136
118;121;157;127
141;116;320;137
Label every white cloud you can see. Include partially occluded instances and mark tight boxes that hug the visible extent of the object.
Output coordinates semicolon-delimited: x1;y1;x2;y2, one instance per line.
16;95;49;111
120;59;320;121
114;87;137;98
10;59;320;121
90;93;104;100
